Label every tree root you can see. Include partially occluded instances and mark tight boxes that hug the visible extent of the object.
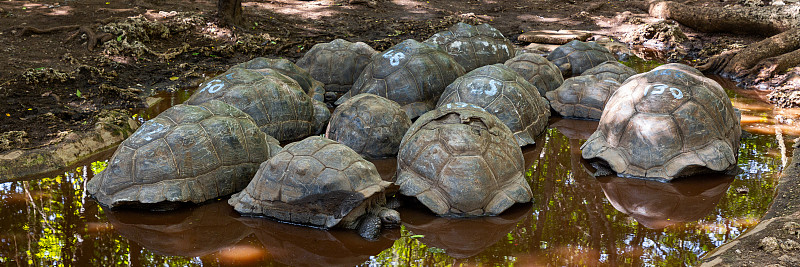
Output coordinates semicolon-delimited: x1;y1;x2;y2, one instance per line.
17;24;113;51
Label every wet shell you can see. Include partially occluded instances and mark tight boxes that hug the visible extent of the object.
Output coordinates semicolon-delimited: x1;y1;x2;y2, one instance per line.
546;40;616;77
229;136;392;229
581;63;741;180
582;61;638;83
546;75;622;120
336;39;466;119
296;39;378;93
327;93;412;159
86;100;280;208
396;105;533;216
436;64;551;146
185;68;330;142
424;23;516;72
233;57;326;102
504;53;564;96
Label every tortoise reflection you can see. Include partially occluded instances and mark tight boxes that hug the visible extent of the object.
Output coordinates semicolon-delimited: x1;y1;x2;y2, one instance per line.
104;200;252;257
399;203;532;259
238;216;398;267
597;175;734;229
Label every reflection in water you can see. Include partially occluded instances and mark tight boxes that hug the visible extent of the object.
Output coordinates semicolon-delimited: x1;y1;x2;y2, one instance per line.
0;83;791;266
598;175;734;229
238;216;397;267
399;203;531;259
105;200;253;257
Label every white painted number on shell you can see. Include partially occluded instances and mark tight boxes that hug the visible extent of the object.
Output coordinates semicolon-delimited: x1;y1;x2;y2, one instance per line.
486;80;500;96
383;50;406;66
644;83;683;99
201;79;225;94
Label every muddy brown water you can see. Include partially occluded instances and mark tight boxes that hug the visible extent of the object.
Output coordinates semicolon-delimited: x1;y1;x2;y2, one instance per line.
0;78;797;266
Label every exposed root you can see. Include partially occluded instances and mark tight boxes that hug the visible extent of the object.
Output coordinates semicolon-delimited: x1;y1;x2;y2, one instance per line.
16;25;80;36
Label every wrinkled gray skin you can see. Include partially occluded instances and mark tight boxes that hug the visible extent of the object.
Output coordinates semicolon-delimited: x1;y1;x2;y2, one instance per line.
87;100;281;209
546;74;622;120
582;61;638;83
396;105;533;217
504;53;565;96
185;68;330;142
229;136;400;239
546;40;617;77
424;23;516;72
296;39;378;93
232;57;326;102
327;93;412;159
436;64;551;146
336;39;465;119
581;63;741;180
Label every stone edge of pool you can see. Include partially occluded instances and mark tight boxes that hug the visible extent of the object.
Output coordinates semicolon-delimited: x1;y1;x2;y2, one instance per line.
0;109;139;182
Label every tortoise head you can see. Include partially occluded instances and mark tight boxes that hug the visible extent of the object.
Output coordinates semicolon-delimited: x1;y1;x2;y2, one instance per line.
378;208;401;227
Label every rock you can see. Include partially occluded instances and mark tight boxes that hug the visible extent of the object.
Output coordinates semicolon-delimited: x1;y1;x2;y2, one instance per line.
781;239;800;250
784;222;800;236
760;236;780;253
621;20;688;50
778;254;799;264
517;30;592;44
0;131;29;151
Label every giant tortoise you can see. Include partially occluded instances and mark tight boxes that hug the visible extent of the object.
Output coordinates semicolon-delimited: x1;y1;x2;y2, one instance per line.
87;100;281;209
581;63;741;180
229;136;400;239
396;104;532;216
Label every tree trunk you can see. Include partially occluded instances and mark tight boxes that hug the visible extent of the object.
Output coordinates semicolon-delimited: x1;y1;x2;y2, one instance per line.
649;1;800;35
648;1;800;82
217;0;243;27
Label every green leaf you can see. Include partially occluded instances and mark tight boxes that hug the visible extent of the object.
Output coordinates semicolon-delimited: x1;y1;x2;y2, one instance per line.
75;89;82;98
116;35;122;42
409;234;424;239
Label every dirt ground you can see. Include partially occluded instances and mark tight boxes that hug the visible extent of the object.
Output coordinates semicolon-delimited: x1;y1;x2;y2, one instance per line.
0;0;797;263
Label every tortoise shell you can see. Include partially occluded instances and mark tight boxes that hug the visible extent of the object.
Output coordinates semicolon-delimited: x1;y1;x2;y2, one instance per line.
86;100;280;208
185;68;330;142
229;136;393;229
424;23;516;72
327;93;412;159
335;39;465;119
396;105;533;216
546;40;616;77
582;61;638;83
504;52;565;96
546;75;622;120
296;39;378;93
581;63;741;180
233;57;326;102
436;64;551;146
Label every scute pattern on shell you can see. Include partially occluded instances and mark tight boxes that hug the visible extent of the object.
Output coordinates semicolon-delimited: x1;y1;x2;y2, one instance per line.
327;93;412;159
546;75;622;120
233;57;326;102
87;100;279;208
296;39;378;93
185;68;330;142
336;39;466;119
581;64;741;180
424;23;516;72
436;64;551;146
582;61;638;83
546;40;617;77
396;106;533;216
229;136;391;229
504;53;564;96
